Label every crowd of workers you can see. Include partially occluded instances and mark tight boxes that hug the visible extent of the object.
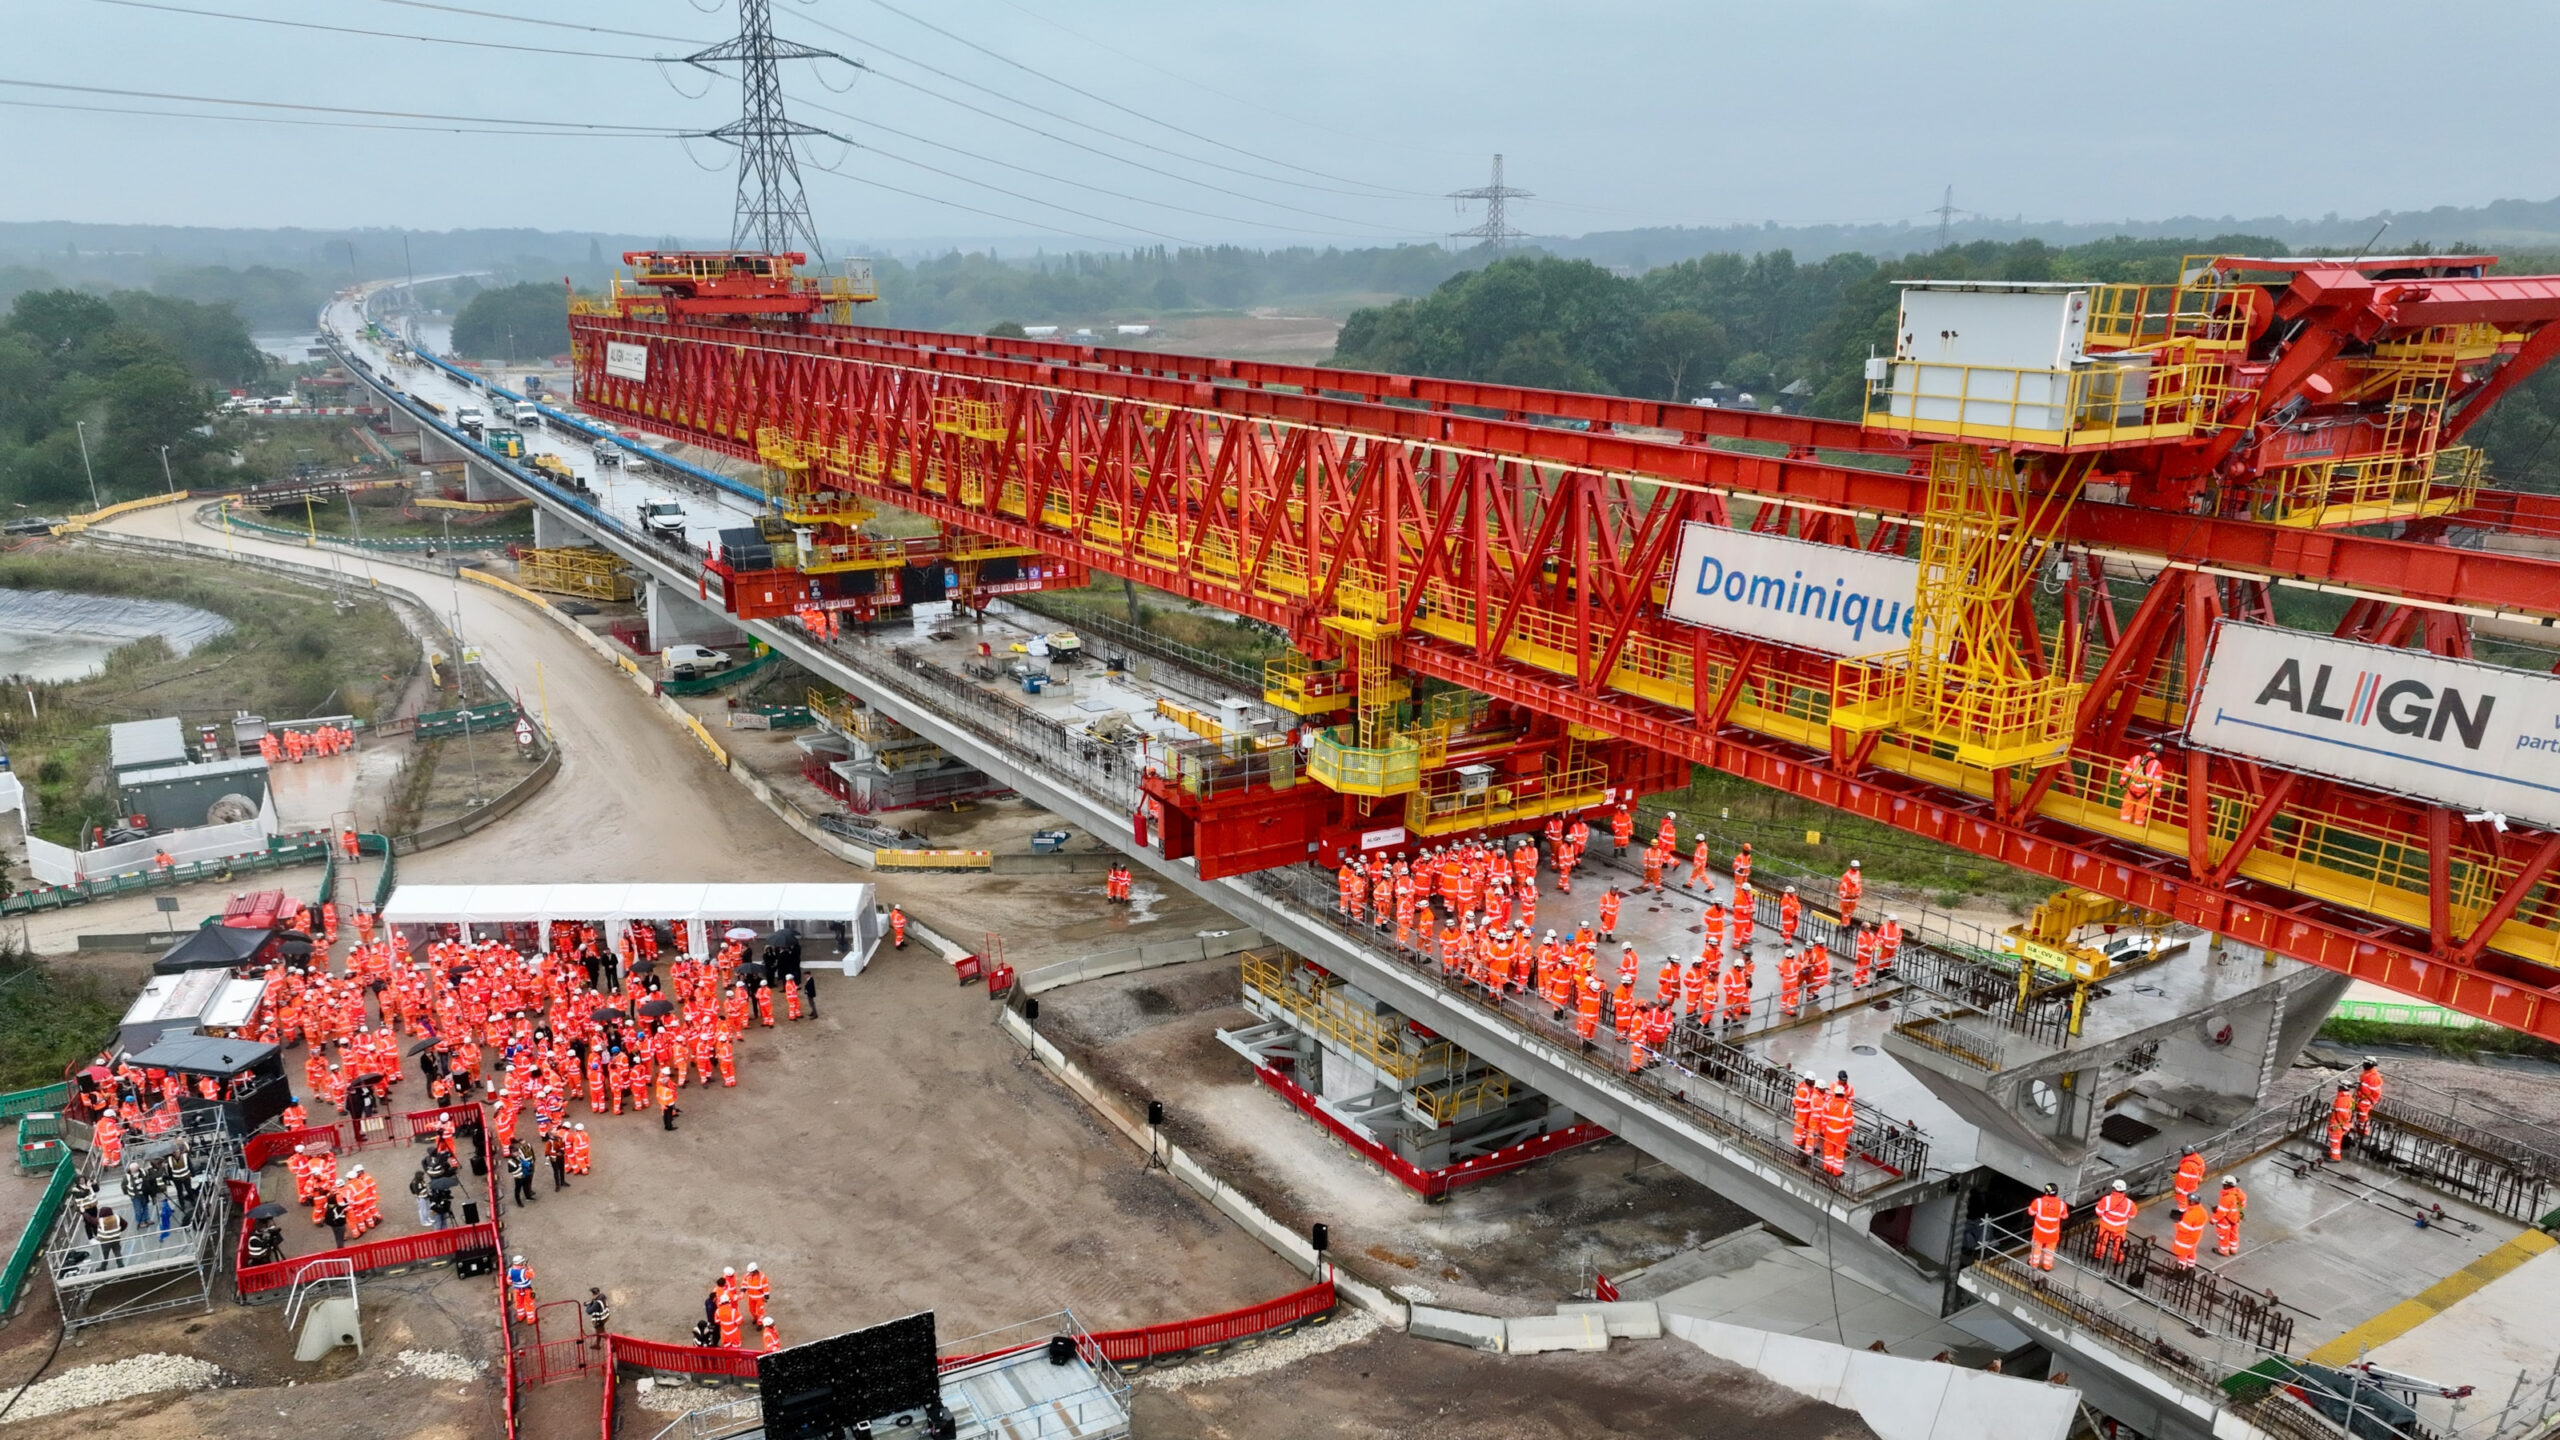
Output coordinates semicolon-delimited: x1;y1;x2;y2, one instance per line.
1332;808;1902;1077
225;909;819;1348
258;722;356;763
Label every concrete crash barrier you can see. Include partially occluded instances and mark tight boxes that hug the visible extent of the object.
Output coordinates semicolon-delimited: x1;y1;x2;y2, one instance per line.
1506;1312;1610;1355
1019;928;1268;993
1664;1313;2078;1440
1554;1300;1663;1340
1409;1305;1508;1353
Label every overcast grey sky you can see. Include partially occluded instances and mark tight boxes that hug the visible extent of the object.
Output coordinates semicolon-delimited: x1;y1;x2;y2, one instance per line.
6;0;2558;247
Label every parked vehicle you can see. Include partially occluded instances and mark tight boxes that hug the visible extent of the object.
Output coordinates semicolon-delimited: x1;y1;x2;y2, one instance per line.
638;500;687;544
663;643;730;679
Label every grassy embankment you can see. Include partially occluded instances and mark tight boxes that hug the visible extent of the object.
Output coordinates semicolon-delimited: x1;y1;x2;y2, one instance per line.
0;545;413;850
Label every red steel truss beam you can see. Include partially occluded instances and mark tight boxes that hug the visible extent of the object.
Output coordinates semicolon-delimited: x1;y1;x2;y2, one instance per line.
842;322;1901;455
569;314;2560;1039
632;316;2560;621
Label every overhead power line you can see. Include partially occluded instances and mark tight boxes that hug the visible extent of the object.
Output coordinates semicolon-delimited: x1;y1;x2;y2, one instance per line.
802;157;1156;248
806;126;1201;246
353;0;709;45
81;0;671;61
0;94;672;138
0;75;684;132
794;96;1383;241
811;56;1415;237
857;0;1422;199
790;11;1415;212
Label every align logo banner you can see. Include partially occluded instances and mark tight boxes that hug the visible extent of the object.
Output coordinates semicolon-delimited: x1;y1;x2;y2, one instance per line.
1661;522;1920;658
604;342;648;383
2187;620;2560;829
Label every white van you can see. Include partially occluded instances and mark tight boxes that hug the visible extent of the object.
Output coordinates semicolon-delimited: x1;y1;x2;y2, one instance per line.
663;644;730;679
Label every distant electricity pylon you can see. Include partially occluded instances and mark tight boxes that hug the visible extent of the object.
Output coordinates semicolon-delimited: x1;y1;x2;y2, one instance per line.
1449;154;1533;251
686;0;837;260
1933;185;1959;247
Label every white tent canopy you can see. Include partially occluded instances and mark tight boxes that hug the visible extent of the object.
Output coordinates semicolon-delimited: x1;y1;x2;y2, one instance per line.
378;882;883;970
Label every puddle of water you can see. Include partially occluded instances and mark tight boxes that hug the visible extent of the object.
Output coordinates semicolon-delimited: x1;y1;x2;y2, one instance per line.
0;589;233;682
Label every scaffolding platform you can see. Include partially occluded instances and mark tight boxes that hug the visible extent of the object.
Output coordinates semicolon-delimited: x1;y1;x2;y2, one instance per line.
45;1108;242;1335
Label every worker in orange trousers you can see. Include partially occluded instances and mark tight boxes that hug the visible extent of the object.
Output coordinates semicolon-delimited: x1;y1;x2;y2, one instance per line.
2026;1183;2069;1272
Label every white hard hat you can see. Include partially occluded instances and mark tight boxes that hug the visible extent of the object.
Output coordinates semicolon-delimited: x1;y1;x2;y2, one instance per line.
747;1262;761;1271
2112;1180;2127;1192
1850;860;1860;868
723;1266;736;1276
513;1253;524;1263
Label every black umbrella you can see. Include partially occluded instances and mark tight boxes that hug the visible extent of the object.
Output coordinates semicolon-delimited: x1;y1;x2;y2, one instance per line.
367;978;389;992
246;1202;287;1219
352;1073;386;1087
637;999;676;1017
628;957;657;972
428;1175;460;1194
590;1006;627;1023
735;963;767;986
408;1037;444;1056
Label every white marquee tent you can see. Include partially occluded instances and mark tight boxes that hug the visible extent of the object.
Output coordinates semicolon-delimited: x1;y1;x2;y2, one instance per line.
378;882;884;972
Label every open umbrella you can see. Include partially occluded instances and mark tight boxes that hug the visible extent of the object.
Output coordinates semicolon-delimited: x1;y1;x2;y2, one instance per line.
637;999;676;1017
590;1006;627;1023
627;958;656;973
428;1175;459;1194
246;1202;287;1220
406;1038;441;1056
736;963;767;986
724;926;758;941
352;1073;386;1087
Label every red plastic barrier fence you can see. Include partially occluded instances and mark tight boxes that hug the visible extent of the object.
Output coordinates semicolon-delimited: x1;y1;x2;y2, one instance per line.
1090;1279;1336;1364
235;1220;500;1296
243;1124;345;1170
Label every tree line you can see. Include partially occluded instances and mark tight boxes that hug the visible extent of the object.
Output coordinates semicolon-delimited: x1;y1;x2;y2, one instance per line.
1326;237;2560;492
0;288;270;508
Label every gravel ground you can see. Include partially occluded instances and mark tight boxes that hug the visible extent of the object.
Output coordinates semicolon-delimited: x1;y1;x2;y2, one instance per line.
1;1355;226;1425
1140;1311;1381;1390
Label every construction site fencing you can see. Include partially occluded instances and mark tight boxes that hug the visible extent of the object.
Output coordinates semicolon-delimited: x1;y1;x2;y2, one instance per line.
2053;1220;2298;1354
1;830;337;917
1968;1215;2278;1398
0;1160;75;1318
2348;1095;2556;1223
0;1084;70;1123
214;503;531;552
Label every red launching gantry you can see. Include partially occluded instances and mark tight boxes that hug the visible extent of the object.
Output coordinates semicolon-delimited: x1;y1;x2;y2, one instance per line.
571;252;2560;1038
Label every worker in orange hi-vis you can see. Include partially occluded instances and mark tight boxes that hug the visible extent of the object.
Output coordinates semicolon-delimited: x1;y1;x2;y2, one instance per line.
1777;946;1803;1016
1853;925;1881;988
2211;1177;2248;1256
1879;912;1904;971
1721;960;1751;1029
890;904;909;949
1731;841;1754;892
1575;976;1605;1045
1612;982;1640;1042
2119;741;2165;826
1370;868;1394;930
715;1292;744;1349
1655;810;1679;853
2326;1082;2356;1161
508;1255;539;1325
1597;886;1623;941
1688;835;1711;888
760;1317;783;1354
2093;1180;2136;1265
1654;958;1681;1006
2169;1200;2208;1269
2026;1183;2070;1272
2172;1148;2207;1210
1336;861;1360;917
1731;884;1757;945
1640;999;1672;1058
1617;942;1641;990
1681;957;1711;1020
2355;1058;2385;1135
1820;1082;1854;1177
1439;919;1466;979
1837;860;1863;923
1640;843;1666;891
1610;805;1634;855
1791;1073;1820;1156
740;1263;773;1324
714;1030;737;1088
1803;940;1831;994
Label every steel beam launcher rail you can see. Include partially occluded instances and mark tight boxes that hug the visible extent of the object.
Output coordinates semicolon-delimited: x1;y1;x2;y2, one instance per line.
555;255;2560;1039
